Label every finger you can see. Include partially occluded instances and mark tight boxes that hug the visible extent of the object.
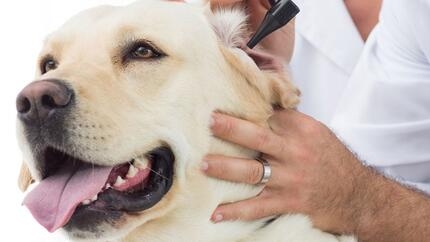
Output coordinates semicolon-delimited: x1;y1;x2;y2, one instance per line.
202;155;264;185
211;113;285;157
211;195;282;222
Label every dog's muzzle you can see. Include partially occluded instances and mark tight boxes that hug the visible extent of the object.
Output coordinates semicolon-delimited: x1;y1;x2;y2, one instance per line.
23;146;174;232
17;79;175;233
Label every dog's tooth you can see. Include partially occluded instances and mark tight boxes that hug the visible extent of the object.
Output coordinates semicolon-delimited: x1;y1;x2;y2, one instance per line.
134;157;149;169
105;183;111;189
82;199;91;205
126;164;138;178
114;176;126;187
91;194;98;202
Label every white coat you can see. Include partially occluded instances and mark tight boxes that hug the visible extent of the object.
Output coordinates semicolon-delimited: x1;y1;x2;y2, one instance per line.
291;0;364;124
331;0;430;193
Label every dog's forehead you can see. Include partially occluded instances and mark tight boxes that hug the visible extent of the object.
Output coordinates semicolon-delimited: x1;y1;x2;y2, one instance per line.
45;1;214;54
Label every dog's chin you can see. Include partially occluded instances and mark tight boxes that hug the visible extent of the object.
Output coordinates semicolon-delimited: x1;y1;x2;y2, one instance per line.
29;145;175;240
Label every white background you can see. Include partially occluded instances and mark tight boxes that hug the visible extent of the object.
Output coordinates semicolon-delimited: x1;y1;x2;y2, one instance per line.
0;1;135;241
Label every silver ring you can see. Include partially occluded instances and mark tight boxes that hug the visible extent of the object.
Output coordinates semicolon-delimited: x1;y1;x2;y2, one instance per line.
256;157;271;185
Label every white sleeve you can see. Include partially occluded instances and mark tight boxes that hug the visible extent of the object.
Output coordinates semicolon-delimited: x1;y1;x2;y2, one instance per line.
331;0;430;191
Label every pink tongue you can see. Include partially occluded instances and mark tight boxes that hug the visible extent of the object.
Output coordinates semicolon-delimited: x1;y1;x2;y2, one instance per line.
23;162;113;232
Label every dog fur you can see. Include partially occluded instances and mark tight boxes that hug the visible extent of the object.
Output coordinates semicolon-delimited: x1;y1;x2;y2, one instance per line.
17;1;355;241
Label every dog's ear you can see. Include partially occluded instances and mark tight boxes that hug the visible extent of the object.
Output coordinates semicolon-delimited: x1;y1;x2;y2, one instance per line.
207;7;300;108
221;47;300;109
18;162;34;192
206;5;248;49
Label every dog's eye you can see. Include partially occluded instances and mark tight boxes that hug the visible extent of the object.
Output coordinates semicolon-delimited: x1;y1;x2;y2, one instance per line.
41;58;58;74
125;42;163;62
131;46;158;59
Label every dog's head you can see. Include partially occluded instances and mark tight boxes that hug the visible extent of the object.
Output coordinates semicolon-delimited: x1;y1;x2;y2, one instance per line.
16;0;299;241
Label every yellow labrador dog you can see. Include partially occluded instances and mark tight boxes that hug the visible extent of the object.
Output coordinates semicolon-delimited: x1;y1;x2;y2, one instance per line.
16;0;355;241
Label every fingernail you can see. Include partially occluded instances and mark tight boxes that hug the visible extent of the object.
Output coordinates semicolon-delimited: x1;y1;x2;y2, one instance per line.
212;213;223;223
209;113;216;129
200;161;209;171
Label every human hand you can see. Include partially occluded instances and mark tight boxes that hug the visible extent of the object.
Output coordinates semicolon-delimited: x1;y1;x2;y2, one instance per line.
202;110;368;234
210;0;295;61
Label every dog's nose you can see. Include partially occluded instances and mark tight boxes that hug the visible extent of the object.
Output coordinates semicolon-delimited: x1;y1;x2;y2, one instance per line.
16;80;73;123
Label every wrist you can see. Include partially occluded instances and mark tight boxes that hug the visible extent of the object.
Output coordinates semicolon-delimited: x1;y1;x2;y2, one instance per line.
331;155;376;235
349;168;381;238
309;150;369;235
349;166;400;241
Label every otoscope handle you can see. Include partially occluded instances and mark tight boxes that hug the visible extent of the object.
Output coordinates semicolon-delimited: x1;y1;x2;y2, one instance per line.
247;0;300;49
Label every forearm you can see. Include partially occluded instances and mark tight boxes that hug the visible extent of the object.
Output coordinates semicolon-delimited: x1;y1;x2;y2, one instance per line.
350;164;430;242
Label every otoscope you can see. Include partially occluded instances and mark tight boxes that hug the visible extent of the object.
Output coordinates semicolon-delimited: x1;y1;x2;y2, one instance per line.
247;0;300;49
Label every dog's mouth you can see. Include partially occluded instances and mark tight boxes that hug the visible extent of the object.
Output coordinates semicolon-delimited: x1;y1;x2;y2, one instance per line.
23;146;174;233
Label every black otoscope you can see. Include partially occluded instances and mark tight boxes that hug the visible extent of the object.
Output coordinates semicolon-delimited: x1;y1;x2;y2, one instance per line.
247;0;300;49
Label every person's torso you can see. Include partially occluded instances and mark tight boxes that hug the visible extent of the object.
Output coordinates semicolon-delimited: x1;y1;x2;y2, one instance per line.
331;0;430;193
290;0;364;124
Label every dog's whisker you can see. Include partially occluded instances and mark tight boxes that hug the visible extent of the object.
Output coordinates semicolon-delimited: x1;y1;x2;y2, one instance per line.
148;168;170;181
91;162;96;177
